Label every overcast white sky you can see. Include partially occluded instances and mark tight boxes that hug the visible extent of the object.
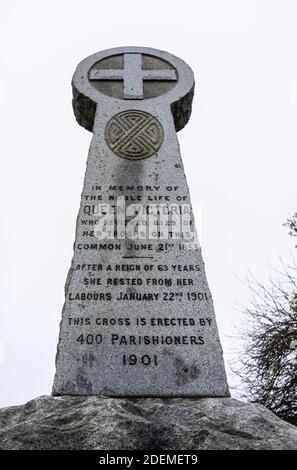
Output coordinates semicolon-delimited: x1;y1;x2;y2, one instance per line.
0;0;297;408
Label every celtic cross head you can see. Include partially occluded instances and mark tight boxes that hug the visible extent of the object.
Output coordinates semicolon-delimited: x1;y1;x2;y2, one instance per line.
72;47;195;160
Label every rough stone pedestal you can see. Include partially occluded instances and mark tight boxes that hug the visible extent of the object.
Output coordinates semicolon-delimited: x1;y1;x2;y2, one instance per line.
0;396;296;450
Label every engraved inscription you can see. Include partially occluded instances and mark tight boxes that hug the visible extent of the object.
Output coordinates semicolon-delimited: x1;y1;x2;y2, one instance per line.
105;110;164;160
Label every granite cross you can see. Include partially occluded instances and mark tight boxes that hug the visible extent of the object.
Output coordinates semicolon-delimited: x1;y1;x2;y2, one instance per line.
53;47;229;397
89;52;177;99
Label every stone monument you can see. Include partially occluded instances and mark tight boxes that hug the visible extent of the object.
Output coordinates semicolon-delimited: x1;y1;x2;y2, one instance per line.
1;47;297;451
52;47;229;397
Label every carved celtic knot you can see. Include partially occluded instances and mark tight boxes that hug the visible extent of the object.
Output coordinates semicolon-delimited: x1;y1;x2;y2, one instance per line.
105;110;164;160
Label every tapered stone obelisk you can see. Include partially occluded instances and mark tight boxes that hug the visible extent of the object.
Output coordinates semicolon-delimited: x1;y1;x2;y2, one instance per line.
52;47;229;397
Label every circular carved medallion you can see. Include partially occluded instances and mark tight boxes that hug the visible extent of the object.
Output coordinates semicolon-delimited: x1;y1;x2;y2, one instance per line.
105;110;164;160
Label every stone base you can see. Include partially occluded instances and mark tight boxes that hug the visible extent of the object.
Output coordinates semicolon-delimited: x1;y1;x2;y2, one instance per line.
0;396;296;450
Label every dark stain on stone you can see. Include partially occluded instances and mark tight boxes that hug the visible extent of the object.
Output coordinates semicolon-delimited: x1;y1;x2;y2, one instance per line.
76;368;93;394
61;380;77;394
162;349;173;357
82;352;95;368
174;357;200;386
136;425;171;450
121;401;174;450
126;287;137;294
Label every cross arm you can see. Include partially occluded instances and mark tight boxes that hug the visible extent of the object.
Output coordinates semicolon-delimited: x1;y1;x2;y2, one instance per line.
89;70;124;80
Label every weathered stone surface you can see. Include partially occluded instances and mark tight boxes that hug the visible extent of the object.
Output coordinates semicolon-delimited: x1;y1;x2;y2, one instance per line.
0;396;296;450
53;46;229;398
72;49;194;133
